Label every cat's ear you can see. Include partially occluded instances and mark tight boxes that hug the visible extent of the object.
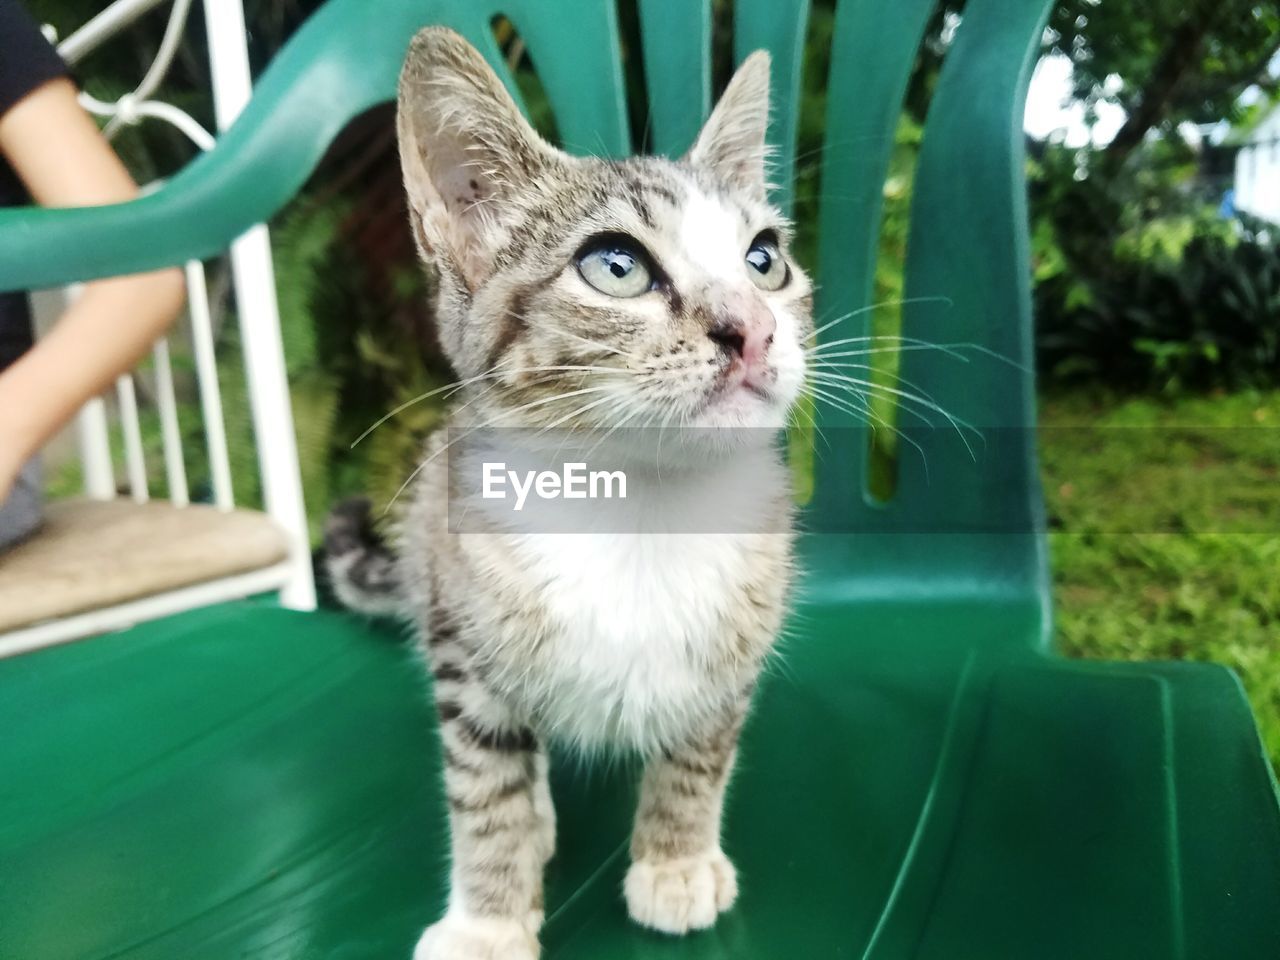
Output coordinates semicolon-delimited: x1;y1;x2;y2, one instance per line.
688;51;772;200
397;27;561;289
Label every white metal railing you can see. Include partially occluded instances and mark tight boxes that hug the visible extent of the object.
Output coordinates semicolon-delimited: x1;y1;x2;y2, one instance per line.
184;259;234;510
54;0;170;63
202;2;314;611
36;0;316;613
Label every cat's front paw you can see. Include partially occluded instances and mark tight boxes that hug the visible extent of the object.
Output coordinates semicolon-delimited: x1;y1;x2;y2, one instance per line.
624;849;738;935
413;914;539;960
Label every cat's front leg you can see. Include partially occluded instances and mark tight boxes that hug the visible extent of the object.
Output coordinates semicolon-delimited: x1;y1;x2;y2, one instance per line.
415;686;546;960
531;745;556;868
625;700;748;935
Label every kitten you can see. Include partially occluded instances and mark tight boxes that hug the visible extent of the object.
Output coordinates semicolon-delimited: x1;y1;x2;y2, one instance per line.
326;27;813;960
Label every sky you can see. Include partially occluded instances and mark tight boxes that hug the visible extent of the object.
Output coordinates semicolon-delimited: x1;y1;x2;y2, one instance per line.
1025;47;1280;149
1024;51;1126;147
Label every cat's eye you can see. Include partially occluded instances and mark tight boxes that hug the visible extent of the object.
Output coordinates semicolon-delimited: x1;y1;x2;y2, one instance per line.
745;234;789;292
576;236;655;298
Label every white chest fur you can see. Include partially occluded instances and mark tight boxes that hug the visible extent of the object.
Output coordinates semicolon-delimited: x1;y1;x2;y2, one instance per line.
504;530;764;753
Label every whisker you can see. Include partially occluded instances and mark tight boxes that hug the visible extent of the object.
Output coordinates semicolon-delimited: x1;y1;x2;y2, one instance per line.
351;371;497;448
536;391;625;432
807;360;953;420
540;392;637;466
808;371;980;460
806;334;970;363
449;379;502;417
537;323;644;362
351;364;630;448
805;343;972;362
585;395;650;460
382;385;619;514
808;296;955;341
485;386;619;427
806;372;937;429
786;397;832;459
946;342;1032;373
807;337;1030;374
383;428;475;516
803;382;930;481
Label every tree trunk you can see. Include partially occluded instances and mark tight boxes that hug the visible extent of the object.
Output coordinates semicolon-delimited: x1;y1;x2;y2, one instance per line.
1100;12;1214;173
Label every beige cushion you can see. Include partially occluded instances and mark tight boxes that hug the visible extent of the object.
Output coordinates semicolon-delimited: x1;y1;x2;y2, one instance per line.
0;499;291;632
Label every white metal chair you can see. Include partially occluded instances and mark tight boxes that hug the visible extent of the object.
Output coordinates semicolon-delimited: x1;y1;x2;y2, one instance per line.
0;0;315;656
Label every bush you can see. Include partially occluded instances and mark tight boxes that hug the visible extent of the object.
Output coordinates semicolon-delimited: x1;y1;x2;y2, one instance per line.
1037;217;1280;390
1031;142;1280;392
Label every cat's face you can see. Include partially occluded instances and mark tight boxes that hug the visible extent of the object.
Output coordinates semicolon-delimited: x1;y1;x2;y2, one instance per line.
397;29;811;434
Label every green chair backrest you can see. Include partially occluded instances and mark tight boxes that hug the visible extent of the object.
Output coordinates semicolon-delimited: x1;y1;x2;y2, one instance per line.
0;0;1053;641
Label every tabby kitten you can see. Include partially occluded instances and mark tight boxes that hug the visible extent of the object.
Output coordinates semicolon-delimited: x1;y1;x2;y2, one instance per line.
327;27;812;960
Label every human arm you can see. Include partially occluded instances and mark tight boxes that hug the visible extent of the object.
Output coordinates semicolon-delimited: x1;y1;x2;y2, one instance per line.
0;77;187;500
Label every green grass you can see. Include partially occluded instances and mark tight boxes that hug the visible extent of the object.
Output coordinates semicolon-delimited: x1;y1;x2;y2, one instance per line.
1040;389;1280;770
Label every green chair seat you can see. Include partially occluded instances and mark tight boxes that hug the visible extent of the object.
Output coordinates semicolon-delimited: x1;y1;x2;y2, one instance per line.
1;0;1278;956
2;602;1277;959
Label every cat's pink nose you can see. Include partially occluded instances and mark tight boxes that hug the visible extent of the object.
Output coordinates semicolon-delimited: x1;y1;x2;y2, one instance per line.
707;302;776;372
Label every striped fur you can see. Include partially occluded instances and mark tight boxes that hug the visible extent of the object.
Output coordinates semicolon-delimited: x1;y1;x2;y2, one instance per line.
323;497;401;615
328;28;813;960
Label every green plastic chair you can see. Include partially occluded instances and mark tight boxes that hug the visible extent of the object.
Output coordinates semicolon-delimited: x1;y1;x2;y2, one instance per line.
2;1;1278;957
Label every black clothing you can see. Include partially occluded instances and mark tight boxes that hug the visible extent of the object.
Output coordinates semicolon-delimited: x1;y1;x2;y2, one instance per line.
0;0;69;372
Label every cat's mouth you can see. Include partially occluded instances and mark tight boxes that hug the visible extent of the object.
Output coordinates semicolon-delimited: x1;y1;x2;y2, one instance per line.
719;362;777;401
696;367;779;421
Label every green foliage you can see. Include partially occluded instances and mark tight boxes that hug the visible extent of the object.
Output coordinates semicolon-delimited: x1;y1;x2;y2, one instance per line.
492;16;561;144
862;114;925;499
263;197;449;537
790;0;835;274
1027;117;1278;391
908;0;1280;168
1036;211;1280;391
1012;0;1280;393
1042;390;1280;770
1045;1;1280;143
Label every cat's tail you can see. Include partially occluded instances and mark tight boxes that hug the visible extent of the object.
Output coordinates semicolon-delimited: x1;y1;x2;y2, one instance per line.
323;497;404;616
